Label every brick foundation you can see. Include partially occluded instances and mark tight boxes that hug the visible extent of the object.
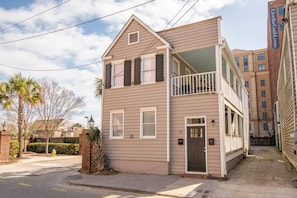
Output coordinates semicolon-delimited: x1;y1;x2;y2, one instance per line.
0;130;11;162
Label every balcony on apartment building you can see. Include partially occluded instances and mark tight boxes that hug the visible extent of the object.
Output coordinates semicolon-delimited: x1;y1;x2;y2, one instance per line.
171;71;216;96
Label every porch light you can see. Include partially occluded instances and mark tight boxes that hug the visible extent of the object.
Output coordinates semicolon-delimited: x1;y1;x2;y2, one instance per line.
88;115;95;128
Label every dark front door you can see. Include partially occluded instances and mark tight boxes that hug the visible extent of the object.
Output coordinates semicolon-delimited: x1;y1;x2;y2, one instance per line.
187;126;206;172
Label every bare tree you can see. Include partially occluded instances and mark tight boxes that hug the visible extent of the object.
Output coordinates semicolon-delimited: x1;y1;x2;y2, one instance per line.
35;80;85;154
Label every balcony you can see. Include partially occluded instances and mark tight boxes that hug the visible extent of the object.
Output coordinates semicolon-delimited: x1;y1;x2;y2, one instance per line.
171;72;216;96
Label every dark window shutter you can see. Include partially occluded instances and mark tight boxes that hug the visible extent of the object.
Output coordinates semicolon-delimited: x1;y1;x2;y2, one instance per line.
105;63;112;89
156;54;164;82
124;60;131;86
134;58;141;85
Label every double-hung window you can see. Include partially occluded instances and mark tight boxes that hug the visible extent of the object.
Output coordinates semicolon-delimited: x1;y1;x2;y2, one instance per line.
245;81;249;88
140;107;156;138
110;110;124;139
142;54;156;83
257;54;265;60
258;64;265;70
112;60;124;87
243;55;248;72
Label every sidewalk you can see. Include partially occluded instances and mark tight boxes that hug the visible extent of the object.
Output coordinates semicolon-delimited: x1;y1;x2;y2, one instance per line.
17;152;80;164
65;146;297;198
65;172;297;198
3;149;297;197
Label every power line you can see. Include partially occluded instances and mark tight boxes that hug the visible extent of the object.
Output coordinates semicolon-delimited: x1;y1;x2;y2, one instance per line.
140;0;199;55
0;0;71;32
169;0;200;28
0;0;155;45
0;60;101;72
163;0;192;30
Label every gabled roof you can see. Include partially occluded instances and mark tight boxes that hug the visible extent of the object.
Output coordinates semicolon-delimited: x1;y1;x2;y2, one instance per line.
102;14;172;59
30;119;64;131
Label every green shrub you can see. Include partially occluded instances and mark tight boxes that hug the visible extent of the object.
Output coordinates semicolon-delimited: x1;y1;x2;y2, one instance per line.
27;143;79;155
9;141;19;159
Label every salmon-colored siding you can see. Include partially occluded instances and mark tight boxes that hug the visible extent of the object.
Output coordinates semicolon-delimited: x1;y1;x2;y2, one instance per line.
102;82;169;174
102;18;169;174
106;19;165;60
159;17;220;53
101;15;248;176
170;94;221;176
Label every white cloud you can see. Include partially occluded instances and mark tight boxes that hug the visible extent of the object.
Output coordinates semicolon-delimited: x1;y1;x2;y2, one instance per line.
0;0;244;126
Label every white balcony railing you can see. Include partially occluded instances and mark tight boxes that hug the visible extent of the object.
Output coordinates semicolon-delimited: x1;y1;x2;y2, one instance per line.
171;72;216;96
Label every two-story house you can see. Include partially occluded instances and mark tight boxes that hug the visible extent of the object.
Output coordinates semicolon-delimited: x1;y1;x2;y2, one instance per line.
101;15;249;178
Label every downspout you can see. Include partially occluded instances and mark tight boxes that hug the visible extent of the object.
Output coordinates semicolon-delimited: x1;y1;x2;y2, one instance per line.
218;38;226;177
217;16;227;177
166;47;171;168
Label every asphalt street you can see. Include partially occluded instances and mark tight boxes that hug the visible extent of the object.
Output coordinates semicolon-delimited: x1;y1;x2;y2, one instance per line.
0;155;160;198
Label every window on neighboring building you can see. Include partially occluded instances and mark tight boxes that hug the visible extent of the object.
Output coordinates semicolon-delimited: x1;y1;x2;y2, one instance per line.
245;81;249;88
142;54;156;83
234;57;239;67
257;54;265;60
128;31;139;45
260;79;265;86
263;123;268;131
244;55;248;72
258;64;266;70
262;101;267;108
261;90;266;97
278;6;284;15
280;21;284;31
140;107;156;138
110;110;124;139
263;112;267;120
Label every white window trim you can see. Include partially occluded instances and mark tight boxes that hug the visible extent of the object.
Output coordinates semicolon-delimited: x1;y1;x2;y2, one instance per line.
128;31;139;45
185;67;191;75
140;107;157;139
173;57;180;76
141;53;156;84
110;109;124;139
111;59;125;88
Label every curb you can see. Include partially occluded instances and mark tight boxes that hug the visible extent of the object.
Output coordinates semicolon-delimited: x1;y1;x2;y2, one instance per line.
64;175;180;198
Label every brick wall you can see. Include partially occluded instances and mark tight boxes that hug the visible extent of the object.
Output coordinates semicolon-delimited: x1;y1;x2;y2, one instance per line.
79;129;103;173
0;130;11;162
79;130;91;173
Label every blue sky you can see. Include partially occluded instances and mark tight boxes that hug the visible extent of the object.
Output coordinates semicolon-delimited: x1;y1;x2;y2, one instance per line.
0;0;270;127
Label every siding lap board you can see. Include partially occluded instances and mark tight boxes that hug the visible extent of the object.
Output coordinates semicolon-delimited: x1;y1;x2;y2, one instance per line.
170;94;221;176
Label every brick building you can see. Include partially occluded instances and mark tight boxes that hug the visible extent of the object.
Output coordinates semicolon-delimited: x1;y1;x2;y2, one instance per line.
232;49;273;138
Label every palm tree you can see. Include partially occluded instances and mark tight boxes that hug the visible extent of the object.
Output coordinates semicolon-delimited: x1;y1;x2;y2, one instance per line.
0;73;42;157
94;77;103;97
